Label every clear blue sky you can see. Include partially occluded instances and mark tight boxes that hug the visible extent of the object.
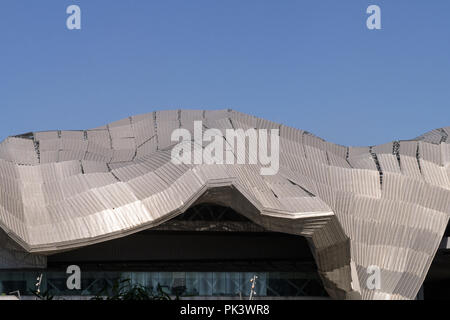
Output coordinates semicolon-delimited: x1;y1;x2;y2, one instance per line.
1;0;449;146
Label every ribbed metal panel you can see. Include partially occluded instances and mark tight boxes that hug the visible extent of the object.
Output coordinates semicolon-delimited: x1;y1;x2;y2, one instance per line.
348;154;377;171
156;120;179;149
0;109;448;301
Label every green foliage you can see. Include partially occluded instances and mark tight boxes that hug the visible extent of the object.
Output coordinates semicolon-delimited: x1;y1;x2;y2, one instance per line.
91;278;177;300
30;289;54;300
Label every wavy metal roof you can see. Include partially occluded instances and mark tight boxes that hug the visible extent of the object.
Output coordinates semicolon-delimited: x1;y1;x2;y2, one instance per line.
0;109;449;300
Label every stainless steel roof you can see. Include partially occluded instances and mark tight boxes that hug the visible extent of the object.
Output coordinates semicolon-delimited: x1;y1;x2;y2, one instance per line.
1;109;449;300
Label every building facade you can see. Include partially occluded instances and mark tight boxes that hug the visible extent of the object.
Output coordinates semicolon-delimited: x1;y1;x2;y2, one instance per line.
0;109;449;299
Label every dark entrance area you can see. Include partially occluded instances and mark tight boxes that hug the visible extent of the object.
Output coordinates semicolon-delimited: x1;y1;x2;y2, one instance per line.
423;222;450;300
41;204;327;298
